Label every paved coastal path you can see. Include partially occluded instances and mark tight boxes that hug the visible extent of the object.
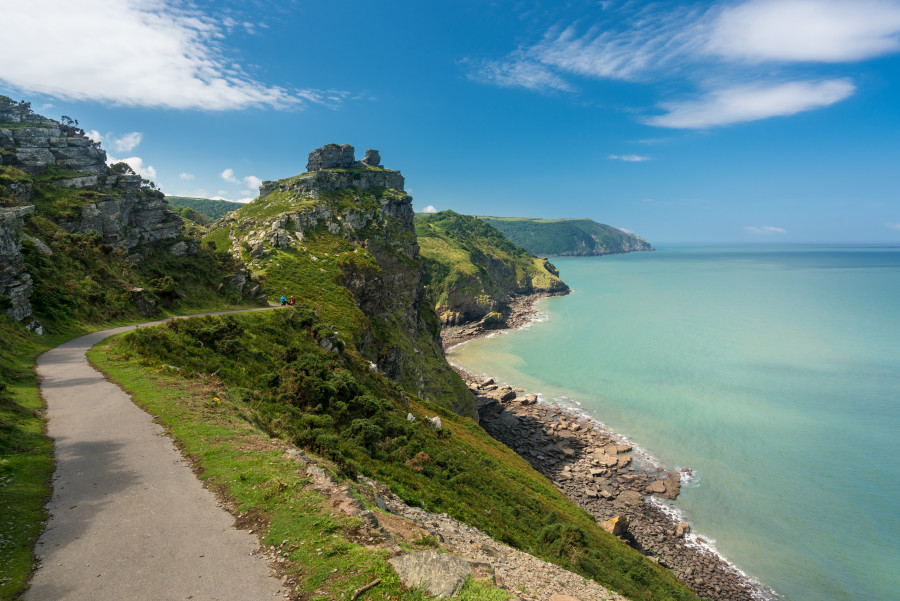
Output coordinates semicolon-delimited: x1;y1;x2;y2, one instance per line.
25;309;286;601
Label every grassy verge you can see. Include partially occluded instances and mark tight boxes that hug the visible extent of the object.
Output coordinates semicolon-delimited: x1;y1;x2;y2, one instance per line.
87;335;508;601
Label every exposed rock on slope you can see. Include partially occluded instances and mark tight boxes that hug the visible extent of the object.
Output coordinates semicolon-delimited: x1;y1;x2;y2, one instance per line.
206;144;474;415
415;210;569;330
1;96;263;327
480;216;654;257
0;206;36;325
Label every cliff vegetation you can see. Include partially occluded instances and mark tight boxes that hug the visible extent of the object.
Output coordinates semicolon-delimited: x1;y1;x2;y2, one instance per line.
415;210;569;327
479;217;654;257
166;195;244;220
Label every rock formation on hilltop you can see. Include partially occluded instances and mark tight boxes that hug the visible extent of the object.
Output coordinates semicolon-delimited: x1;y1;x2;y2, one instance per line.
207;144;474;414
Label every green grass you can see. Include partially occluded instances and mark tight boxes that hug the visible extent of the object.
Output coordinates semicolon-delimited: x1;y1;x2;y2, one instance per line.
97;310;699;601
87;333;509;601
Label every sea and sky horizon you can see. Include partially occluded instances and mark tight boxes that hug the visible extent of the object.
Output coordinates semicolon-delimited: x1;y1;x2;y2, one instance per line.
450;243;900;601
3;2;899;600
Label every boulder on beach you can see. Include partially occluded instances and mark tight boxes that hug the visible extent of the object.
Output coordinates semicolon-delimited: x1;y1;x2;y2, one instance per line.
601;515;630;537
646;480;667;494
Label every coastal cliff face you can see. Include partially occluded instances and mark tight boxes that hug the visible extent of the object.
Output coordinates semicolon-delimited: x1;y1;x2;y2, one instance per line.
479;216;654;257
1;97;262;327
206;145;474;415
415;210;569;329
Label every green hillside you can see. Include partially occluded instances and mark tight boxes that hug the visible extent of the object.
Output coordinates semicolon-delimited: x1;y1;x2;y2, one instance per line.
95;308;699;601
479;216;654;257
166;196;244;220
415;210;568;326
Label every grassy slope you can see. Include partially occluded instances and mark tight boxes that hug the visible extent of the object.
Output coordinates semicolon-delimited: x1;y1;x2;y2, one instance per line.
165;196;244;220
415;211;568;322
95;309;698;601
204;181;473;416
479;217;653;257
88;333;507;601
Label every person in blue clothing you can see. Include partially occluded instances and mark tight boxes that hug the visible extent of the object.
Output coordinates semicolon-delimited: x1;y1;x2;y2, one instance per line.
280;295;287;306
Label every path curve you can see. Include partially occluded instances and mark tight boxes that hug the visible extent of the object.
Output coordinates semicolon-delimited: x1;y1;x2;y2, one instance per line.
25;309;286;601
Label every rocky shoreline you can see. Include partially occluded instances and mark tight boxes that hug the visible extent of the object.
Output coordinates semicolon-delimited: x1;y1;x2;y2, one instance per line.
444;294;770;601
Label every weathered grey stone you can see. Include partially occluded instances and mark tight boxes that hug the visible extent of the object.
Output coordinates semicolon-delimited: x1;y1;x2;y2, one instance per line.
388;550;471;598
361;148;381;167
306;143;356;171
0;206;36;322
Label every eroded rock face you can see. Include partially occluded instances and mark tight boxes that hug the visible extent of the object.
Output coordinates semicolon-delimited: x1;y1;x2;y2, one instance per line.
59;175;182;248
306;143;357;171
0;206;35;322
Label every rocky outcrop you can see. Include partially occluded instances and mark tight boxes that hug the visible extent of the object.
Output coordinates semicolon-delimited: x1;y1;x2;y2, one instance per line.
211;144;472;414
389;550;472;598
0;206;35;323
58;175;183;249
1;97;183;251
1;98;107;176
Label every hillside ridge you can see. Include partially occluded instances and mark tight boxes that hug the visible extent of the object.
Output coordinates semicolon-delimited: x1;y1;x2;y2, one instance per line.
479;216;654;257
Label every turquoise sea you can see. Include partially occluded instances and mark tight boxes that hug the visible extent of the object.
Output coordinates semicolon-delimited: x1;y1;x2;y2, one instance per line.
448;245;900;601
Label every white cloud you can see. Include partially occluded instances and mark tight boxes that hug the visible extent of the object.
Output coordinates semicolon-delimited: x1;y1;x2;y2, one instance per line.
608;154;651;162
707;0;900;63
211;195;230;201
422;205;438;213
107;155;157;181
243;175;263;189
887;222;900;230
85;130;103;144
745;225;787;235
111;131;143;153
0;0;345;110
220;168;238;183
237;197;255;203
179;172;195;180
466;0;900;127
646;79;856;129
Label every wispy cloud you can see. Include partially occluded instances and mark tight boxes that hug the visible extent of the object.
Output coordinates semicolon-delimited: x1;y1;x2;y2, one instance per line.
0;0;345;110
647;79;856;129
179;172;195;181
887;222;900;230
466;0;900;128
745;225;787;235
244;175;263;189
608;154;651;162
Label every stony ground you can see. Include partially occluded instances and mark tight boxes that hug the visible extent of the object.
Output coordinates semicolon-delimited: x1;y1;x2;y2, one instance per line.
467;374;762;601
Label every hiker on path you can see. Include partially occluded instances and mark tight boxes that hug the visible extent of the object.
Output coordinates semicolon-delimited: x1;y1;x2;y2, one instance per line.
280;295;287;306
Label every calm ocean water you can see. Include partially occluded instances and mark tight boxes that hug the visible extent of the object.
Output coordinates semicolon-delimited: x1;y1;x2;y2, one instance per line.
448;244;900;601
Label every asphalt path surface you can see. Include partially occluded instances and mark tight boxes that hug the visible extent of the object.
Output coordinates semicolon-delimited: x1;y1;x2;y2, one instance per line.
25;309;286;601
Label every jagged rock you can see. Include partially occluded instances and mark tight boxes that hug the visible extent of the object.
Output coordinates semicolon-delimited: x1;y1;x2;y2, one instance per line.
388;550;471;598
429;416;442;430
0;206;35;322
675;522;691;538
646;480;667;494
601;516;629;537
129;287;157;318
23;234;52;256
306;143;357;171
361;148;381;167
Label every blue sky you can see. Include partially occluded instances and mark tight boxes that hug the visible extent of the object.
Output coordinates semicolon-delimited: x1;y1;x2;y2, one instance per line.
2;0;899;243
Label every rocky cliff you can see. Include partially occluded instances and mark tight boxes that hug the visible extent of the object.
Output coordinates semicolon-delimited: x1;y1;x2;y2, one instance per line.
1;97;260;328
415;210;569;330
0;206;37;327
206;145;474;415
